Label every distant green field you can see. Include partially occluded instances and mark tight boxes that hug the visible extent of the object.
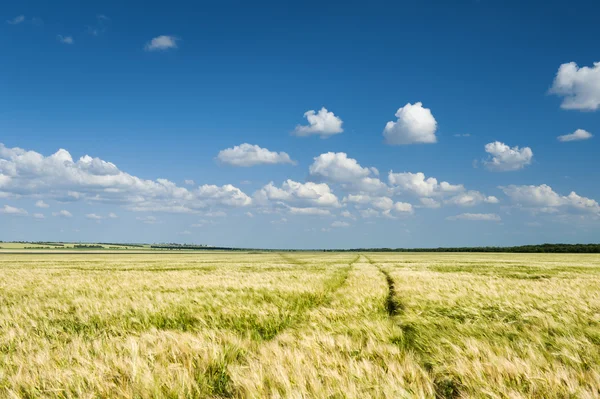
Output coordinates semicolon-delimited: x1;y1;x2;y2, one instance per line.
1;252;599;398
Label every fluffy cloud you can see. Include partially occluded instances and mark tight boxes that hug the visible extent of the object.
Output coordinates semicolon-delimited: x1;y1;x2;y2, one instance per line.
383;102;437;145
388;172;463;197
1;205;28;216
445;191;499;207
217;143;295;167
483;141;533;171
557;129;593;142
447;213;501;222
0;143;251;214
145;35;178;51
57;35;74;45
310;152;387;193
108;212;118;219
35;200;49;208
293;107;343;138
254;180;340;209
501;184;600;215
33;213;45;220
85;213;103;220
550;62;600;111
53;210;72;218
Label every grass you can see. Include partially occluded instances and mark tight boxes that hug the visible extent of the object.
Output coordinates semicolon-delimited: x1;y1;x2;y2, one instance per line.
1;252;599;397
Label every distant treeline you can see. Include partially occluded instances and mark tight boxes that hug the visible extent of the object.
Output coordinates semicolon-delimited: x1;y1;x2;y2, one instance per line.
330;244;600;253
150;245;243;251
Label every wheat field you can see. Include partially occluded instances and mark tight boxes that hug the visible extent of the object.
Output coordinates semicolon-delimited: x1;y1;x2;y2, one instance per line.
1;252;599;398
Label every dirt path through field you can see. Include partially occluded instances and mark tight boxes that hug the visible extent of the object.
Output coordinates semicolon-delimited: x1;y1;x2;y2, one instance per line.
227;255;433;398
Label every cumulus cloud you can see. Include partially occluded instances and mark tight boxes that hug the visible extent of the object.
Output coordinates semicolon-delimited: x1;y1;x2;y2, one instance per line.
388;172;463;197
108;212;118;218
33;213;45;220
0;143;251;214
557;129;593;142
550;62;600;111
145;35;178;51
310;152;387;193
447;213;501;221
7;15;25;25
483;141;533;171
53;210;72;218
445;191;499;207
85;213;103;220
293;107;343;138
1;205;28;216
57;35;74;45
383;102;437;145
254;180;340;210
217;143;296;167
501;184;600;215
35;200;49;208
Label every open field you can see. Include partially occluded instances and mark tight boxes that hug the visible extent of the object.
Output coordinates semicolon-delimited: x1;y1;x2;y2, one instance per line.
1;252;600;398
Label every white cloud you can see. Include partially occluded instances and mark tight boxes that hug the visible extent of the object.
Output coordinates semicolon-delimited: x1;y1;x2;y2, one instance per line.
288;206;331;216
557;129;593;142
35;200;49;208
1;205;28;216
550;62;600;111
33;213;45;220
310;152;387;193
145;35;178;51
85;213;103;220
53;210;72;218
245;212;254;218
254;180;340;208
483;141;533;171
7;15;25;25
501;184;600;215
447;213;501;222
331;221;350;228
383;102;437;145
293;107;343;138
57;35;74;45
445;191;499;207
184;179;195;186
371;196;394;211
393;202;414;214
388;172;463;197
0;143;252;214
217;143;295;167
108;212;118;219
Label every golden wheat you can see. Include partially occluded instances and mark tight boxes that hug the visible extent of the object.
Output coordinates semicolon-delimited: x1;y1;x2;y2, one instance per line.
1;252;599;398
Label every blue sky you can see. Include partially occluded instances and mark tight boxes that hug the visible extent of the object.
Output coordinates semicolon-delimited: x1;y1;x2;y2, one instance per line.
1;0;599;248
